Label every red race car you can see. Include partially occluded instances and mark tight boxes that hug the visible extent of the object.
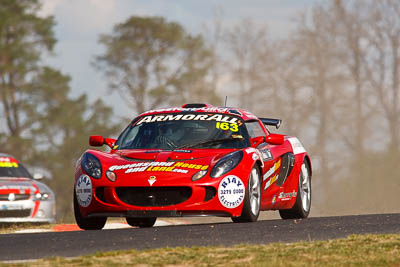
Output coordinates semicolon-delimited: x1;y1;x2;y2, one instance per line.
74;104;312;230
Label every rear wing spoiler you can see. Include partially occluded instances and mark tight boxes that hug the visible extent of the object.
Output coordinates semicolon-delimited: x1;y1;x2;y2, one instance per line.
259;118;282;129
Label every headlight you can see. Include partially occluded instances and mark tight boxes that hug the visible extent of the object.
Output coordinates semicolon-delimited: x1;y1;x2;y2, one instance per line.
81;153;102;179
34;192;51;201
210;150;243;178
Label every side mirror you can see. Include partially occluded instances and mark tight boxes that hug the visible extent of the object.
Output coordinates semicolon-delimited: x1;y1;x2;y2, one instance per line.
89;136;117;149
33;173;44;180
250;136;265;147
89;135;104;146
104;138;116;149
265;134;284;145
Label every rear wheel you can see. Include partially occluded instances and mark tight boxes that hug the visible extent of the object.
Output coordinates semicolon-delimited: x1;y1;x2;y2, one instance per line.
74;192;107;230
232;166;261;223
279;159;311;219
126;217;157;228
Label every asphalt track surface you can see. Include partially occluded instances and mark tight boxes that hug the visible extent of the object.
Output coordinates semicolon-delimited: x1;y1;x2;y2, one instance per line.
1;213;399;261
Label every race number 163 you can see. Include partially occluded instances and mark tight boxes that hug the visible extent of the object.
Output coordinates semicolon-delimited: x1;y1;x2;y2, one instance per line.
216;122;238;132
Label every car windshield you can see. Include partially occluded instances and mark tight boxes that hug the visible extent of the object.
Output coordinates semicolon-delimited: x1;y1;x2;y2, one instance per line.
116;113;250;150
0;158;32;178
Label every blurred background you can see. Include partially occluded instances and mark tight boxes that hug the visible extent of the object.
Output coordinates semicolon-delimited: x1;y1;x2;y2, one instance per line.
1;0;399;222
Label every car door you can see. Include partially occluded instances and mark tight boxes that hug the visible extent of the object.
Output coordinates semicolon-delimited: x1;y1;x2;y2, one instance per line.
246;120;287;209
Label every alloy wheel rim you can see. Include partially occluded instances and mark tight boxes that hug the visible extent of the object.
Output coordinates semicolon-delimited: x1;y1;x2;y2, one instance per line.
249;168;261;216
300;162;311;212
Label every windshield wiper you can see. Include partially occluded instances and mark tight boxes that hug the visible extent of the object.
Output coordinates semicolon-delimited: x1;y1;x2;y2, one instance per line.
176;137;242;149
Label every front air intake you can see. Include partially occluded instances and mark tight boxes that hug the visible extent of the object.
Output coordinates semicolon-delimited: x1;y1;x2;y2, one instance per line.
116;187;192;207
0;209;31;218
203;186;217;202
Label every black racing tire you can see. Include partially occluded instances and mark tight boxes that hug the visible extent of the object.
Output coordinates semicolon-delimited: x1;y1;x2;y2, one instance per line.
232;166;261;223
279;159;311;219
73;192;107;230
126;217;157;228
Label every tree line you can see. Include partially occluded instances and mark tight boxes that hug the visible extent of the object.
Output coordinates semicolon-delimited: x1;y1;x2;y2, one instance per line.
1;0;399;221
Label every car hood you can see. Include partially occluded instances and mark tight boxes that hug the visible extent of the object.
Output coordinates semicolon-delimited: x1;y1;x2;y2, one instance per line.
0;177;53;194
0;177;39;194
115;149;233;162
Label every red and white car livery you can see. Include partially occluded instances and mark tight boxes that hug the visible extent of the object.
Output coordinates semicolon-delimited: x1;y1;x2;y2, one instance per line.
0;154;55;223
74;104;312;230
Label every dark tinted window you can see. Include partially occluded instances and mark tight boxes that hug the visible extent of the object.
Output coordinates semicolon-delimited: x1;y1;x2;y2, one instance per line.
245;121;266;138
116;113;250;149
0;159;32;178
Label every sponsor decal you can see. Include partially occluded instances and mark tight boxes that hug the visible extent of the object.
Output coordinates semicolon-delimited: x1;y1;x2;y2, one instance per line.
0;162;18;168
109;161;209;174
164;162;208;170
264;175;278;190
218;175;245;209
263;159;282;190
140;107;230;116
263;160;281;182
278;190;297;201
288;137;306;155
245;147;256;154
75;174;92;207
109;162;175;171
258;151;264;165
136;113;239;126
260;148;273;161
272;195;277;205
148;176;156;186
246;149;264;167
215;122;239;132
0;157;19;167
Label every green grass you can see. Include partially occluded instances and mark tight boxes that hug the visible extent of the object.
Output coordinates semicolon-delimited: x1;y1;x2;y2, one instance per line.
2;234;400;266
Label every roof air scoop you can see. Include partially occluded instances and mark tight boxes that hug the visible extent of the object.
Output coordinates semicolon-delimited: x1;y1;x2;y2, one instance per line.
181;103;211;108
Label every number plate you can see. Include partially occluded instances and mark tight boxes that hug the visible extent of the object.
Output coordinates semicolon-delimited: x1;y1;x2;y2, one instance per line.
1;204;23;210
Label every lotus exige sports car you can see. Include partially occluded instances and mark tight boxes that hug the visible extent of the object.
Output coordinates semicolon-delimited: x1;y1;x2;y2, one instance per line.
0;154;56;223
74;104;312;230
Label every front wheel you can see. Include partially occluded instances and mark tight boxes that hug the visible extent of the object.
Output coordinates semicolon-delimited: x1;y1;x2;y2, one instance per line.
232;166;261;223
74;192;107;230
126;217;157;228
279;159;311;219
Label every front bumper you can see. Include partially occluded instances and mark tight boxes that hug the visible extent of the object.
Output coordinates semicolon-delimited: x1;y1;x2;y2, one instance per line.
0;199;56;223
76;171;248;218
88;210;231;218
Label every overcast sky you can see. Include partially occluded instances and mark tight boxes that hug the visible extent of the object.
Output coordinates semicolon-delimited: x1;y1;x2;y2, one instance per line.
39;0;318;116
